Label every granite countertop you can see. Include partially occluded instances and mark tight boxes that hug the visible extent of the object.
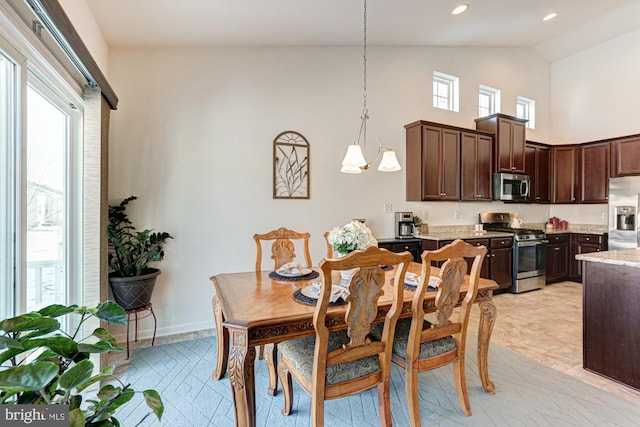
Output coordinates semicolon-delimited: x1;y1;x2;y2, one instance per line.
575;248;640;267
415;231;514;241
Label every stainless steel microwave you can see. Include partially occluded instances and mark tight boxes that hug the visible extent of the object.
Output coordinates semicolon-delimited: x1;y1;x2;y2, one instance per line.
493;173;530;201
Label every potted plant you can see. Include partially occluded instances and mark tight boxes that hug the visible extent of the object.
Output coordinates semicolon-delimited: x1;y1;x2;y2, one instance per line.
0;301;163;426
327;221;378;282
107;196;173;310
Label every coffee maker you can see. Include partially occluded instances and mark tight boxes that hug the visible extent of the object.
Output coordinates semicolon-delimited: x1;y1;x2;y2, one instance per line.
395;212;415;239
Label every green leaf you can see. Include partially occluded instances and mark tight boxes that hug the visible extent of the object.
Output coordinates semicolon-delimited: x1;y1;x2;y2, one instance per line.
38;304;76;318
44;336;80;359
77;365;115;392
0;335;23;350
69;394;83;410
97;384;119;401
106;388;135;413
92;328;118;346
95;302;126;325
143;389;164;420
0;338;53;364
68;408;85;427
1;314;59;333
78;340;123;354
59;359;94;391
0;361;58;392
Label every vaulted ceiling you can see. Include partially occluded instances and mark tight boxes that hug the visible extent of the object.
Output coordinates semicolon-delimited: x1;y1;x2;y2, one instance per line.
86;0;640;61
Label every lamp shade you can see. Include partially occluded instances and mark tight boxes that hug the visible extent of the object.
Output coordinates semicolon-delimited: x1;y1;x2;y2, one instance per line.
341;144;367;167
377;150;401;172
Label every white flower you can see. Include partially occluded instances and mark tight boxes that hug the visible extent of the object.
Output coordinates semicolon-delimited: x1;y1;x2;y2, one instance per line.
328;221;377;255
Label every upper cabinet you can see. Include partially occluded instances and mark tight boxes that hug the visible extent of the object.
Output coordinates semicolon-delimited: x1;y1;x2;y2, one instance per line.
524;142;550;203
475;113;527;173
405;121;460;201
461;131;494;201
579;141;609;203
610;135;640;177
551;145;580;203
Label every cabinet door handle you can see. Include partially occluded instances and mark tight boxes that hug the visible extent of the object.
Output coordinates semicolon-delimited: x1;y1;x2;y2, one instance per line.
585;237;590;241
596;249;600;251
554;247;560;251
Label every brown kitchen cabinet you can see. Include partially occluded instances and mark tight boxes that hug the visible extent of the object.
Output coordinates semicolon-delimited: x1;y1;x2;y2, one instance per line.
475;113;527;173
461;131;494;201
546;233;570;282
524;141;550;203
569;233;608;280
421;236;512;290
579;142;609;203
610;135;640;177
551;145;580;203
377;239;422;263
405;121;460;201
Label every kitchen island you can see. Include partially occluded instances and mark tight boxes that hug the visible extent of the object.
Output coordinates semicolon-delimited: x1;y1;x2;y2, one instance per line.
575;248;640;391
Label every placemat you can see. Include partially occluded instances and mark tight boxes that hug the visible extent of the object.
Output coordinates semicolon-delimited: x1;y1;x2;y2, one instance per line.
269;270;319;281
292;289;347;306
390;278;438;291
379;265;393;271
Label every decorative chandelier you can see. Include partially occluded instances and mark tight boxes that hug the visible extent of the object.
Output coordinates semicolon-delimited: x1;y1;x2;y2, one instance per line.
340;0;401;174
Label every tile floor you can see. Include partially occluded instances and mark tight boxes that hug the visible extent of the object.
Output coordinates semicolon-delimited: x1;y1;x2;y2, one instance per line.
466;280;640;405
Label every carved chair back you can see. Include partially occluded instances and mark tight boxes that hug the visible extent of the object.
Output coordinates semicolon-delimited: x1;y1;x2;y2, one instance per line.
253;227;312;272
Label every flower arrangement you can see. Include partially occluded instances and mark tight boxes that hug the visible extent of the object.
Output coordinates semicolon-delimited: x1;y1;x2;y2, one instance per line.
327;221;378;256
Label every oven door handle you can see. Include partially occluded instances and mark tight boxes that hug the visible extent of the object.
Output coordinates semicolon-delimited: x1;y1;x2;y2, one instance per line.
518;240;548;247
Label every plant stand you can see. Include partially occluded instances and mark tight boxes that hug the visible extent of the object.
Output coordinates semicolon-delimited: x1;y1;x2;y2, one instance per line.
126;303;157;359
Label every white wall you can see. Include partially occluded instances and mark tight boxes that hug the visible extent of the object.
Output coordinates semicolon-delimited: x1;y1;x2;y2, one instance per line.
58;0;109;75
107;46;551;338
550;28;640;143
546;28;640;226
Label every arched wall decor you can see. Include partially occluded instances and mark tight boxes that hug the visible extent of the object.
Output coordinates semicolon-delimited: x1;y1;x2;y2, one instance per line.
273;131;310;199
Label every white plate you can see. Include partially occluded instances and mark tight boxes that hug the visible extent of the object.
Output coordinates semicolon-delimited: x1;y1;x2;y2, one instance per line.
300;285;344;300
277;268;312;277
405;277;420;287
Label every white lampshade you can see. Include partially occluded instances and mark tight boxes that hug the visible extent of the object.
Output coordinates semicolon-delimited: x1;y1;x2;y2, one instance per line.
377;150;401;172
340;164;363;174
341;144;367;168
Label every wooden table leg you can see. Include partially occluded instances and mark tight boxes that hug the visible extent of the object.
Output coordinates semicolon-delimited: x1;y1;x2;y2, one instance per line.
477;299;497;394
212;294;229;380
228;329;256;427
264;343;278;396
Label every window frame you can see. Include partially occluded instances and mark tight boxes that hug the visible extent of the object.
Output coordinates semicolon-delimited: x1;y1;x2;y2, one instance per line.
433;71;460;112
516;96;536;129
479;84;501;118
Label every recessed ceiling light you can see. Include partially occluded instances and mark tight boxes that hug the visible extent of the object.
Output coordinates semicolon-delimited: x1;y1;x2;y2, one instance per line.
543;12;558;21
451;4;469;15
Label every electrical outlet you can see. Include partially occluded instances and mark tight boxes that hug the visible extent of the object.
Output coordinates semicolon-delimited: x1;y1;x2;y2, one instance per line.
384;203;393;214
454;210;461;219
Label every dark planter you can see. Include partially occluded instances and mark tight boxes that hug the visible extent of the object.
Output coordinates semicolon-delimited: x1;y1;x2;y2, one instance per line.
108;268;161;310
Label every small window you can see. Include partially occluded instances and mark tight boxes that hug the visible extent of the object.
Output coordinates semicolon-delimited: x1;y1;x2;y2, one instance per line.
433;71;459;112
516;96;535;129
478;85;501;117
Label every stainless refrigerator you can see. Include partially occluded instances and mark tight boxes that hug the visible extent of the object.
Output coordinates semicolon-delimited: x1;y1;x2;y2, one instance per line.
608;176;640;250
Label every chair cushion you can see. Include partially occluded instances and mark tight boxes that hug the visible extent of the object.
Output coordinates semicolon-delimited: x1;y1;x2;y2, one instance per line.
279;330;380;385
370;318;456;360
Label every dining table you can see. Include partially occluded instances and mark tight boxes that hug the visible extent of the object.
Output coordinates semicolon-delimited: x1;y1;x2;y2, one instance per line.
210;262;498;427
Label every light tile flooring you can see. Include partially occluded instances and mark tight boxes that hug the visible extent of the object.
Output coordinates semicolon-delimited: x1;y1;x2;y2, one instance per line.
466;280;640;405
112;280;640;406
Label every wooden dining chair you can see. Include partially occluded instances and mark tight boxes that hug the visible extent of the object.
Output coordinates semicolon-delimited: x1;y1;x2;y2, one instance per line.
323;231;333;257
252;227;313;395
254;227;312;272
278;246;412;426
370;239;486;426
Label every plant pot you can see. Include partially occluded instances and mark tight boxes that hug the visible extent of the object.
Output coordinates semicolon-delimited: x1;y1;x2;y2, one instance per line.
108;268;161;310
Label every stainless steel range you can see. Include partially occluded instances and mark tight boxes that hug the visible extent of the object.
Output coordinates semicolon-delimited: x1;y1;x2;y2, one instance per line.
479;212;547;293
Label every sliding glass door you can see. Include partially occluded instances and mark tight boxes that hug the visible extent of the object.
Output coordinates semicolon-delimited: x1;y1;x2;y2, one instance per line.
0;48;17;320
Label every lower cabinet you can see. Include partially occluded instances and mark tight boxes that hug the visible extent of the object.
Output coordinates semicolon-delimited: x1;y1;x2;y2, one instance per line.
421;237;512;290
546;234;569;283
377;239;422;263
569;233;608;280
